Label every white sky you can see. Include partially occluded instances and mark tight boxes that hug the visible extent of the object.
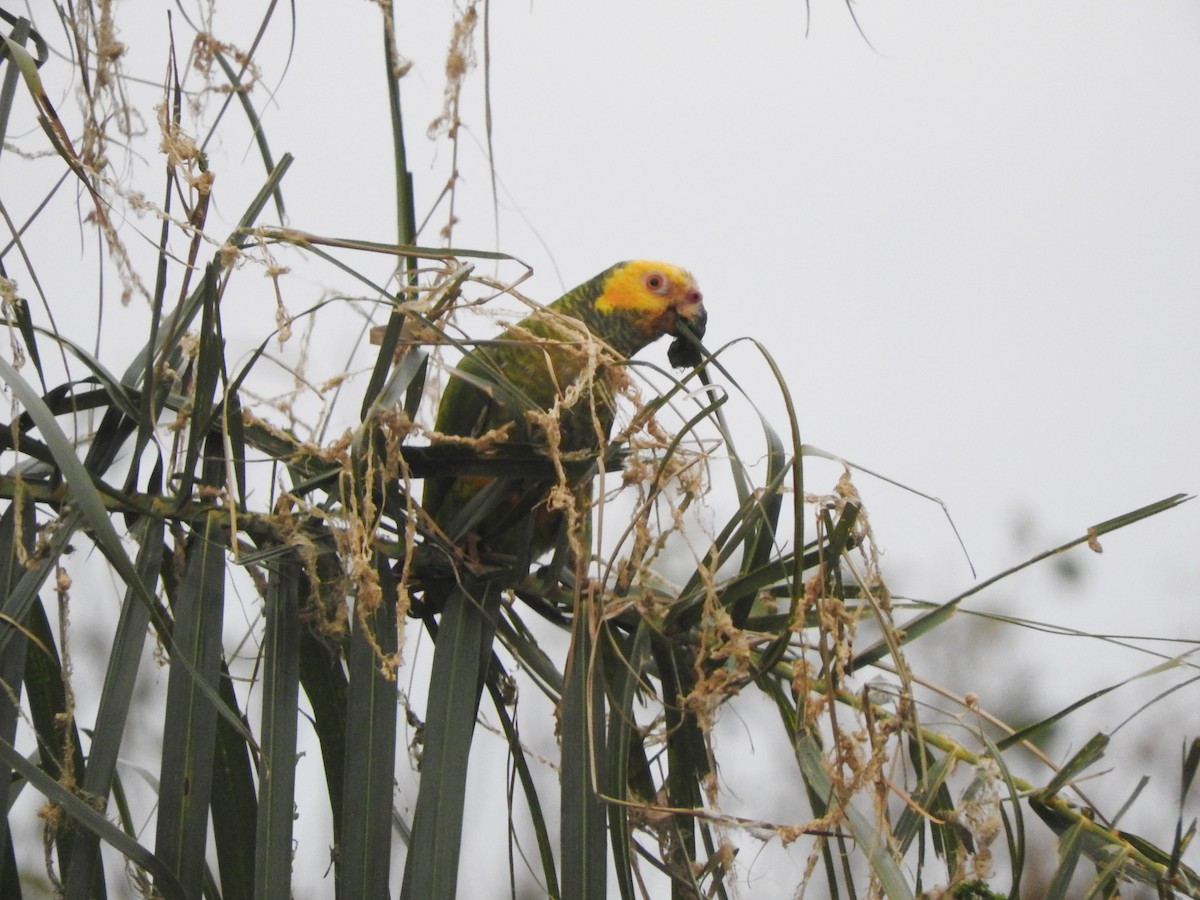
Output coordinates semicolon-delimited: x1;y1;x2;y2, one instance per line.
4;2;1198;897
236;0;1200;589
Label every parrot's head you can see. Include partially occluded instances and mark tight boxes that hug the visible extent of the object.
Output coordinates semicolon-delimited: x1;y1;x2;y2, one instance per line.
592;260;707;366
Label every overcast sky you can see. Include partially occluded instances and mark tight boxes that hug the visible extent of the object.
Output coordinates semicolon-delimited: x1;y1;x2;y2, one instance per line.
227;4;1200;893
223;0;1200;587
232;0;1199;657
7;2;1198;896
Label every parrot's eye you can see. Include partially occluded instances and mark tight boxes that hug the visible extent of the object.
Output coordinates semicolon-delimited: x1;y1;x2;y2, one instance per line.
644;273;668;293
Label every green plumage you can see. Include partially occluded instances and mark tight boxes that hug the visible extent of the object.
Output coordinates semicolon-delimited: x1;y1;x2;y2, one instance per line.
423;260;705;559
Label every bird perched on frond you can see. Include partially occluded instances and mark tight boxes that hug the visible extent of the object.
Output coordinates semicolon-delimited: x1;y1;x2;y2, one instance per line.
422;259;707;562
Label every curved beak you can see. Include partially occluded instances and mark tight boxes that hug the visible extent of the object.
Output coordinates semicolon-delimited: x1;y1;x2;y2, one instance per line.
668;298;707;369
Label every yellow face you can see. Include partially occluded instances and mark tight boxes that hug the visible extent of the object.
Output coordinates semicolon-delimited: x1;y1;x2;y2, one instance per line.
594;260;704;326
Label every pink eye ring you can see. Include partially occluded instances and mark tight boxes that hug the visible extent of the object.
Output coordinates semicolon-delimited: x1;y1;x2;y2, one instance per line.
645;273;668;293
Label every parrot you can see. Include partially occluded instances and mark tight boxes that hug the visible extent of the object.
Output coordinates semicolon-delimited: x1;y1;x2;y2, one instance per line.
421;259;707;562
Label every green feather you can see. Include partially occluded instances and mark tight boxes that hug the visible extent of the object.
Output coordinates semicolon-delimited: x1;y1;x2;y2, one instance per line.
423;261;698;558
